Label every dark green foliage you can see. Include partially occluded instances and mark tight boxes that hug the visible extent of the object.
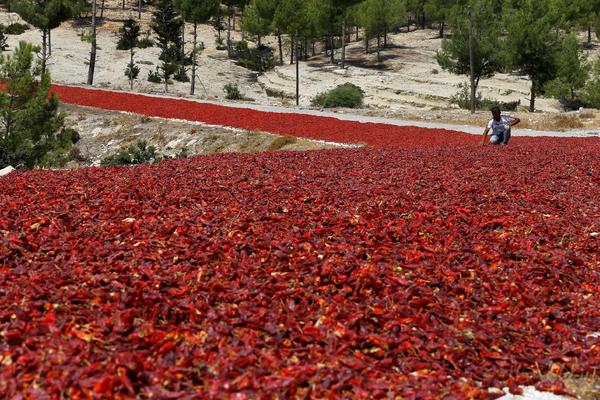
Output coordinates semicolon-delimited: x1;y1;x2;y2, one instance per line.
125;60;140;80
504;0;563;111
148;67;162;83
0;22;30;35
451;83;519;111
173;65;189;82
436;0;502;94
543;34;590;110
312;83;364;108
223;82;242;99
151;0;186;89
136;30;155;48
100;140;160;166
581;59;600;109
117;18;140;50
232;40;274;71
0;28;6;50
0;41;73;169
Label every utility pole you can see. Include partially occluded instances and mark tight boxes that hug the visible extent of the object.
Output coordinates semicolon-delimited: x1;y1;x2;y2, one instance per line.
295;30;299;106
468;8;475;114
87;0;97;85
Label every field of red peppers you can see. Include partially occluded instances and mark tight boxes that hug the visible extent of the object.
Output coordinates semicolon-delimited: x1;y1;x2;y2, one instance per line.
1;86;600;399
48;84;478;148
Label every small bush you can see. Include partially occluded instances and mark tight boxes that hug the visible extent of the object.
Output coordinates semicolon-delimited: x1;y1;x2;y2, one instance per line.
215;37;227;51
101;140;160;166
136;31;154;48
312;83;365;108
175;147;189;158
224;82;243;100
125;61;140;80
451;83;519;111
173;66;189;82
0;29;6;51
232;40;274;72
148;68;162;83
1;23;29;35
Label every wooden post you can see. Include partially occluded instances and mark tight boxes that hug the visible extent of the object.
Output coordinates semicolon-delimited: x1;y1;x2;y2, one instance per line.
295;30;299;106
87;0;97;85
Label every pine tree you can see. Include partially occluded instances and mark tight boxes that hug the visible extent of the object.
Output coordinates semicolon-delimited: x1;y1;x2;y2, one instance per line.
436;0;502;108
151;0;185;92
331;0;363;68
0;41;73;169
12;0;74;78
544;33;589;107
174;0;219;95
504;0;563;112
356;0;405;61
118;18;141;89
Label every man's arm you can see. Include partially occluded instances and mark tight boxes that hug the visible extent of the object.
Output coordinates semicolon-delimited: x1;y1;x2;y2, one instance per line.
482;127;490;145
507;116;520;127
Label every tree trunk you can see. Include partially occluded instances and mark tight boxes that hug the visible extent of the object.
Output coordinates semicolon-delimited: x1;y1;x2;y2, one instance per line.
304;37;308;59
355;26;359;41
41;28;47;80
277;31;283;65
191;22;197;95
376;35;380;62
87;0;97;85
588;25;592;45
181;23;185;64
295;30;299;106
383;27;387;47
122;0;125;9
341;15;346;68
290;35;294;64
529;82;536;112
330;35;334;64
439;20;445;38
130;48;134;90
100;0;105;19
48;29;52;56
312;41;315;56
227;14;232;57
138;0;141;19
468;10;475;113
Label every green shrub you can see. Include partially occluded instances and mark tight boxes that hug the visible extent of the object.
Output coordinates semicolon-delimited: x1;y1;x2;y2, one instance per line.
311;83;365;108
125;60;140;80
581;59;600;109
136;30;154;48
0;42;74;169
117;18;140;51
451;82;519;111
148;67;162;83
173;65;189;82
0;29;6;51
223;82;242;100
1;23;29;35
101;140;160;166
232;40;274;72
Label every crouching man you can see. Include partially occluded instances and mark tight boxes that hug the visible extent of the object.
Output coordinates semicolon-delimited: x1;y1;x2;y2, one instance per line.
482;106;520;146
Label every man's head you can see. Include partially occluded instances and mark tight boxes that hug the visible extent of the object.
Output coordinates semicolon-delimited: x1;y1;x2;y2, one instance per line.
491;106;501;121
